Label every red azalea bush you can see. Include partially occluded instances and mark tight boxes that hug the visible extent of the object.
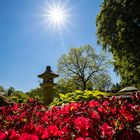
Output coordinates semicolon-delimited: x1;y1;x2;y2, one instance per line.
0;93;140;140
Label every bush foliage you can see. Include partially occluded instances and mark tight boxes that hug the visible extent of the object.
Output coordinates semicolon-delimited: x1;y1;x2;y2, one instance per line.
51;90;109;106
8;91;29;103
0;93;140;139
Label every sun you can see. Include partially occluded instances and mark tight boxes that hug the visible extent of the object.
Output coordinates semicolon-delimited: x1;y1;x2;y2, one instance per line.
48;7;65;25
43;1;71;31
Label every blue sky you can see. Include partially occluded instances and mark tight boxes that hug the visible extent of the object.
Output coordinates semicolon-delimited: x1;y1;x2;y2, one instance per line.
0;0;120;92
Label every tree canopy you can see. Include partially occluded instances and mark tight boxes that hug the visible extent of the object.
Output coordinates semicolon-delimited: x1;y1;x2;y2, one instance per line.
0;85;5;92
57;45;111;91
96;0;140;87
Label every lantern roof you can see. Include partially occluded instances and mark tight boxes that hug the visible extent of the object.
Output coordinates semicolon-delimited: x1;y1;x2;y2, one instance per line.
119;86;138;92
38;66;59;79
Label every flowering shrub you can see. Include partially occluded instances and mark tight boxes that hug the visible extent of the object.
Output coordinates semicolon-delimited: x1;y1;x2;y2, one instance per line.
0;93;140;140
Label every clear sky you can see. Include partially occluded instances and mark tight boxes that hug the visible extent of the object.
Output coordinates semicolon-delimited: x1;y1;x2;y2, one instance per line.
0;0;120;92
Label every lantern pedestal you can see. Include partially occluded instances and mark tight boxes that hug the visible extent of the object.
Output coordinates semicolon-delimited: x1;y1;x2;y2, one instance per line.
38;66;59;105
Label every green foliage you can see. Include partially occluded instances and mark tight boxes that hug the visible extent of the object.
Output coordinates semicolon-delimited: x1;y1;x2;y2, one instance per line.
9;91;29;103
6;87;15;96
8;96;19;103
96;0;140;87
26;87;47;104
51;90;109;106
57;45;111;91
0;94;13;106
28;87;58;105
111;83;122;93
55;78;82;94
0;85;28;104
93;73;112;90
0;85;5;92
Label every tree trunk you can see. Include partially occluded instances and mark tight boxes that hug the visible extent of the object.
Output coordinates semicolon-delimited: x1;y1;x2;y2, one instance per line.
82;81;86;91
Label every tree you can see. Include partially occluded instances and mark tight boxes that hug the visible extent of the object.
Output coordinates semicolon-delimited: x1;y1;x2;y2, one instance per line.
26;87;45;103
96;0;140;87
93;74;112;91
111;83;121;93
0;85;5;92
6;87;15;96
56;78;79;94
57;45;111;90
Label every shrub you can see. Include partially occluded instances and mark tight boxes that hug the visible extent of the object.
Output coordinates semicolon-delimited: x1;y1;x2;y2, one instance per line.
0;93;140;140
0;94;13;107
51;90;109;106
8;92;29;103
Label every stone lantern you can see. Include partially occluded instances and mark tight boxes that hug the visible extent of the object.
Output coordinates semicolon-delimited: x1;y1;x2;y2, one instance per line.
38;66;59;105
115;86;139;100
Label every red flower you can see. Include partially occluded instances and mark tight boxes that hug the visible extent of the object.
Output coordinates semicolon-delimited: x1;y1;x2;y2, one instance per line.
76;137;84;140
28;98;34;102
76;137;95;140
9;129;19;140
88;101;99;108
19;133;39;140
41;129;49;139
0;94;139;139
42;125;60;139
74;117;90;137
100;123;115;138
120;107;134;122
110;107;116;114
47;125;60;137
85;138;95;140
35;125;44;136
60;126;69;137
102;101;109;106
90;110;100;120
97;107;103;113
70;102;79;111
0;132;7;140
13;104;18;112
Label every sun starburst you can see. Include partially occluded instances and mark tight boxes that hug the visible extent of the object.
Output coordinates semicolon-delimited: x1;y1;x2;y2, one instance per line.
47;7;66;25
43;1;71;31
